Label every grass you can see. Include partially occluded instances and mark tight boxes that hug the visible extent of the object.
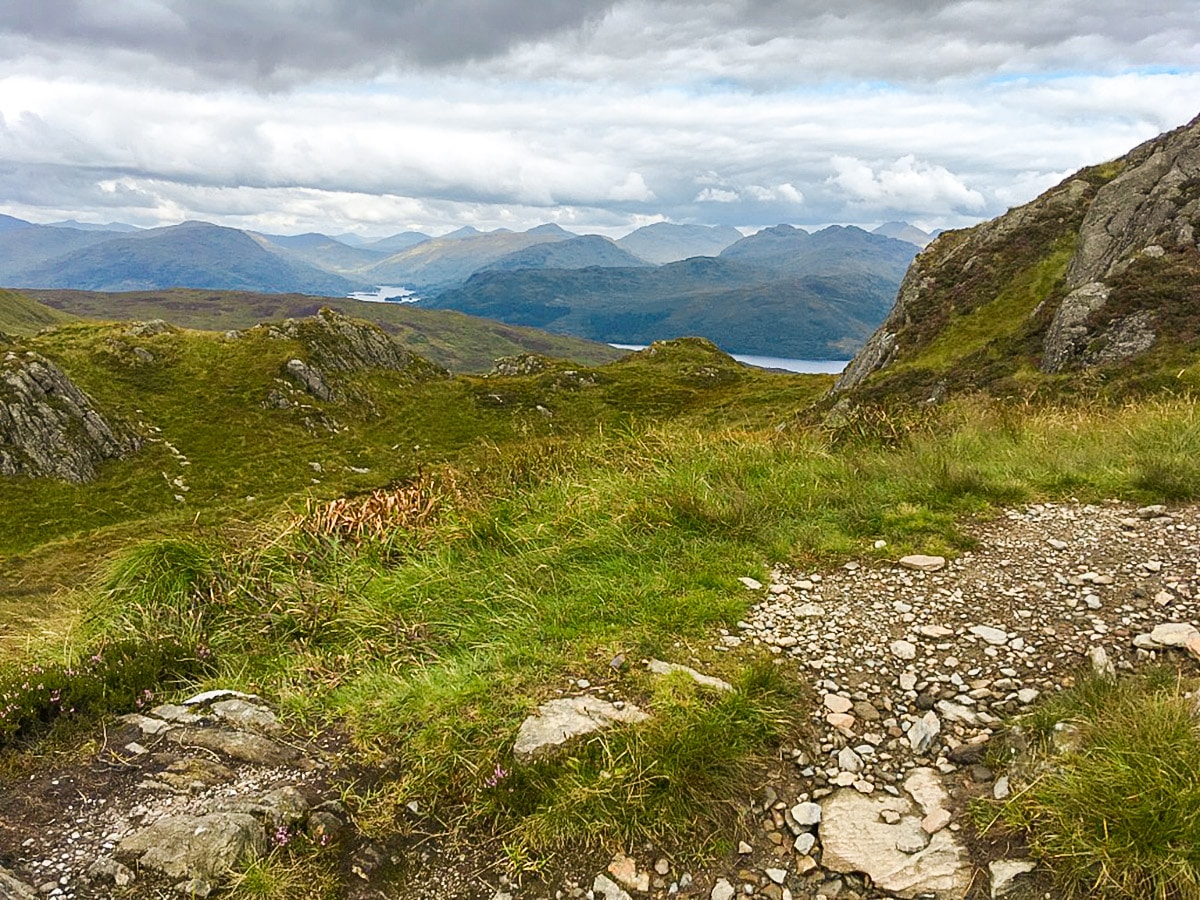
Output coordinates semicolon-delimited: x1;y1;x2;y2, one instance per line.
983;668;1200;899
5;306;1200;884
0;289;76;335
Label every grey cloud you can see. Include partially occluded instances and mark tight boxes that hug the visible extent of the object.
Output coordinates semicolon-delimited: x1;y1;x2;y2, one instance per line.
0;0;617;83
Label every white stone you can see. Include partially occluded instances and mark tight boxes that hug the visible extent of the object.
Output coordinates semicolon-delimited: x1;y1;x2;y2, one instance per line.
900;555;946;572
793;833;816;855
513;696;649;761
819;789;971;899
824;694;853;714
838;747;863;773
646;660;733;692
969;626;1009;646
592;873;633;900
765;868;787;884
1016;689;1040;705
891;640;917;661
738;577;763;590
710;878;736;900
989;859;1036;898
791;802;822;827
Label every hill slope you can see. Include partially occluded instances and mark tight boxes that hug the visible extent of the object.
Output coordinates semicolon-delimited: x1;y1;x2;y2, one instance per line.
0;290;76;335
833;111;1200;402
25;288;626;372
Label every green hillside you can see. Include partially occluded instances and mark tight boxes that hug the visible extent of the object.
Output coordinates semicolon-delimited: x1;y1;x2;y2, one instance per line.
0;289;76;335
25;287;626;372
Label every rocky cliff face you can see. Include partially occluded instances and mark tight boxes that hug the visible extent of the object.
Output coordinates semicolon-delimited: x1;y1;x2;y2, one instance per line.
0;349;139;482
835;112;1200;395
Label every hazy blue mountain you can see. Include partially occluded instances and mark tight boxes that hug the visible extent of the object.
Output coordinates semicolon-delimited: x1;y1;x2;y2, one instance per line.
424;225;918;358
0;223;125;282
0;214;34;232
871;221;935;247
12;221;362;294
362;232;432;253
47;220;142;233
253;231;389;274
480;235;650;273
616;222;745;264
364;226;577;289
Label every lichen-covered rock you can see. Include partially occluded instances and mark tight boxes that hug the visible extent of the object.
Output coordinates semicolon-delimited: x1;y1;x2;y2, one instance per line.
115;813;266;882
0;350;139;482
513;695;650;761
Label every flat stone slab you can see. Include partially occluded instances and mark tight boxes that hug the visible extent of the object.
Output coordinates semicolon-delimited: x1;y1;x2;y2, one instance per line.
646;659;733;692
167;727;299;767
819;788;971;899
899;555;946;572
513;696;649;762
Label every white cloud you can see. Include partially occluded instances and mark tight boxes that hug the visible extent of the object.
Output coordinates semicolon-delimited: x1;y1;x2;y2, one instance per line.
695;188;740;203
829;155;986;214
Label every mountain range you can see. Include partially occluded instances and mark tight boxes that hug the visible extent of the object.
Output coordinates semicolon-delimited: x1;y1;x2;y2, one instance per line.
0;214;931;357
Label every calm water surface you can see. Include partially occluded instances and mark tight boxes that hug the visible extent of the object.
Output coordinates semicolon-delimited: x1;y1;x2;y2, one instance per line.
609;344;848;374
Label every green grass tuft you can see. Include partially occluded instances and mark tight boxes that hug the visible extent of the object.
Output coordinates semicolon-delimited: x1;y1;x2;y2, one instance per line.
987;669;1200;899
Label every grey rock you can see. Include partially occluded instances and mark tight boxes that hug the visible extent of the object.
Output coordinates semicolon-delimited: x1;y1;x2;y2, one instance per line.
591;874;632;900
899;555;946;572
1088;646;1116;679
166;727;299;766
0;866;37;899
0;351;139;482
989;859;1037;898
819;789;971;899
791;801;822;827
209;699;282;735
285;358;333;401
513;696;649;761
936;700;983;727
793;832;816;855
645;659;733;692
82;858;134;887
1041;282;1111;373
891;640;917;661
116;813;266;881
710;878;736;900
908;711;941;753
183;689;261;707
223;786;308;829
969;625;1009;646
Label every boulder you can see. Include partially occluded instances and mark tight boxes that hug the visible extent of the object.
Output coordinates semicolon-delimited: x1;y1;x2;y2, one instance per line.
115;812;266;881
0;866;37;900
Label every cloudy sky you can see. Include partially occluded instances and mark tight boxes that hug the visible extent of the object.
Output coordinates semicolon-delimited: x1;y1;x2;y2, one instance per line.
0;1;1197;238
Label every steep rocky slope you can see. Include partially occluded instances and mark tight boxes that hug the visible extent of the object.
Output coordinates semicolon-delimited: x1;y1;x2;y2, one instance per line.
834;113;1200;399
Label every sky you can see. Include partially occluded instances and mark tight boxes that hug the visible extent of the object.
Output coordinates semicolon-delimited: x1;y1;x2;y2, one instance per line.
0;1;1197;239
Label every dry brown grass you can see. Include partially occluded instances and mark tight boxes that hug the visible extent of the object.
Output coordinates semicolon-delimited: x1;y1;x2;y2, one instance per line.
296;473;461;544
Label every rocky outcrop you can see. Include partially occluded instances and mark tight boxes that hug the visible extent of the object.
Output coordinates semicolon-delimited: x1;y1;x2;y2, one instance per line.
264;308;448;401
0;349;139;482
834;111;1200;392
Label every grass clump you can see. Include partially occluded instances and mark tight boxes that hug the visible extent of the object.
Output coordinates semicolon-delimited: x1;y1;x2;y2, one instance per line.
985;668;1200;899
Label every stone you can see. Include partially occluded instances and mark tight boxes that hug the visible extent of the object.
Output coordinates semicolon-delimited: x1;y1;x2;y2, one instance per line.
0;351;140;483
119;713;176;736
1088;646;1116;679
895;822;931;854
646;659;732;692
891;640;917;661
739;577;763;590
115;813;266;882
0;866;37;899
166;727;299;767
989;859;1036;898
791;802;822;827
838;747;863;773
607;853;649;893
993;776;1011;800
183;689;261;707
917;625;954;639
592;874;632;900
738;841;753;855
823;694;853;714
82;858;135;887
765;868;788;884
827;712;856;735
899;555;946;572
903;768;948;816
968;625;1009;646
936;700;982;727
307;811;344;844
1016;688;1040;705
1047;538;1068;550
513;696;649;761
793;833;816;855
711;878;736;900
209;699;282;734
921;809;952;835
907;712;941;753
819;789;971;899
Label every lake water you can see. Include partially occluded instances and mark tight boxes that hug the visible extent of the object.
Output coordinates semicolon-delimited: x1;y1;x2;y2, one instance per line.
609;344;848;374
348;285;419;303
